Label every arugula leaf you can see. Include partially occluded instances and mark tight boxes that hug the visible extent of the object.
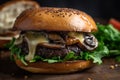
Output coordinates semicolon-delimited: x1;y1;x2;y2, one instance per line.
79;52;90;60
4;38;15;48
89;41;109;64
79;41;109;64
20;55;28;66
30;55;62;63
29;55;44;63
63;51;79;61
30;52;79;63
5;38;27;65
43;59;60;63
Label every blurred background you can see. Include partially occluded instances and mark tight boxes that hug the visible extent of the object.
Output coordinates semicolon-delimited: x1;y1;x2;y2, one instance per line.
0;0;120;20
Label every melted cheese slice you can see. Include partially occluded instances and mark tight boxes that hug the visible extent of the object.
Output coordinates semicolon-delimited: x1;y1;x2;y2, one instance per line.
68;32;84;43
24;32;48;61
68;32;97;50
14;35;23;45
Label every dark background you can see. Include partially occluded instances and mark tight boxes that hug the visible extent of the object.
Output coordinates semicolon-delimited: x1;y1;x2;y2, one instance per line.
0;0;120;20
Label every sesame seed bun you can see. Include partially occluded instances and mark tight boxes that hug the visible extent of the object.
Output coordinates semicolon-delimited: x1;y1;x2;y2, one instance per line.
14;7;97;32
13;7;97;73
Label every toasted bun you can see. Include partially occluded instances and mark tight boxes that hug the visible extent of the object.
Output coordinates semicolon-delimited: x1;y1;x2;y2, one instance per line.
14;7;97;32
15;59;93;73
0;0;40;29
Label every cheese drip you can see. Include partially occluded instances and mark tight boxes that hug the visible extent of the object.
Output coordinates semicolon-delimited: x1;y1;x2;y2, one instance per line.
68;32;98;50
24;32;48;61
68;32;84;43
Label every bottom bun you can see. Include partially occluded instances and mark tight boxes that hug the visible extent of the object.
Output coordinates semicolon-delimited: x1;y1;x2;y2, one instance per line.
15;59;94;73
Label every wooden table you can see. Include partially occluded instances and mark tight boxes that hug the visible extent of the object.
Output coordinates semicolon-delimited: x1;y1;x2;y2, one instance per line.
0;54;120;80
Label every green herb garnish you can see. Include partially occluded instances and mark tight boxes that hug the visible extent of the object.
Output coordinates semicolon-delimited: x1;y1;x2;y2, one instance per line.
5;38;27;65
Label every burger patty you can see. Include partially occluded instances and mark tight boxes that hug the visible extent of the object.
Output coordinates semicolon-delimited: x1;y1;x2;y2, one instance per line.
17;41;82;59
36;45;82;58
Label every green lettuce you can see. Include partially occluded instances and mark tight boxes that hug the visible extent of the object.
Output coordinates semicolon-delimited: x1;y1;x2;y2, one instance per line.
94;23;120;61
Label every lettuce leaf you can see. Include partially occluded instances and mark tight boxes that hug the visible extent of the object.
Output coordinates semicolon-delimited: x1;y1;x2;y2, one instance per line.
94;23;120;61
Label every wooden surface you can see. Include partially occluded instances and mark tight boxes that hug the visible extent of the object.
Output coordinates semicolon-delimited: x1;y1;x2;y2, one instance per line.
0;53;120;80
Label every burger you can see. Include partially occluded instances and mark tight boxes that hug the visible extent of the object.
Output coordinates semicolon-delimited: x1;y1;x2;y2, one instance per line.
0;0;40;48
8;7;98;73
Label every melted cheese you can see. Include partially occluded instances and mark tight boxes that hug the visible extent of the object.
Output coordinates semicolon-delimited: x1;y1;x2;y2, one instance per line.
68;32;97;50
68;32;84;43
24;32;48;61
14;35;23;45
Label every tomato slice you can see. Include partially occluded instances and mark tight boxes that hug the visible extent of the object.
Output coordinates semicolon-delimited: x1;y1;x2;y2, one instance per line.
109;18;120;31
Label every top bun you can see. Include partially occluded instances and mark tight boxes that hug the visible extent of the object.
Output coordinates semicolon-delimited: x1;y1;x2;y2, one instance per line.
0;0;40;30
14;7;97;32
